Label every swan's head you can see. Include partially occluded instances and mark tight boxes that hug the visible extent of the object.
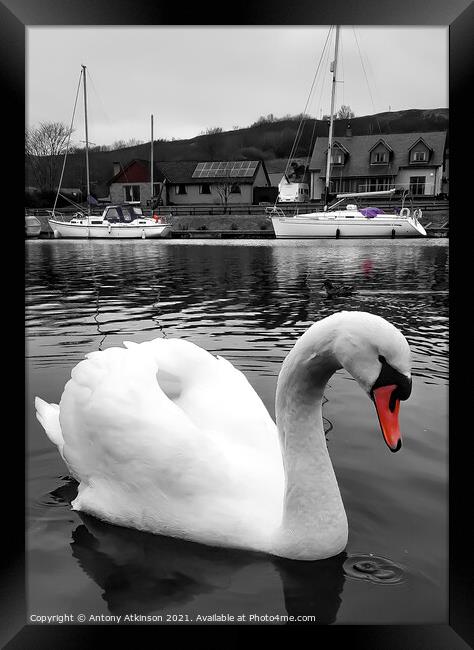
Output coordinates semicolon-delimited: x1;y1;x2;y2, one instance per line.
331;311;412;452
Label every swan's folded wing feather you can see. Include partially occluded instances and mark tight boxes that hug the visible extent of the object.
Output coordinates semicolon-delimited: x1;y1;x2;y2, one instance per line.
142;338;278;451
58;341;264;502
60;345;202;484
54;339;283;541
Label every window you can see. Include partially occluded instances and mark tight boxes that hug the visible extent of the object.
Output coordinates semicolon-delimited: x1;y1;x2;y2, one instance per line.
411;151;427;162
124;185;140;202
410;176;426;195
331;150;344;165
152;183;161;198
105;207;120;222
371;151;388;164
200;183;211;194
121;207;134;222
358;177;391;192
177;184;187;195
230;184;241;194
376;177;390;190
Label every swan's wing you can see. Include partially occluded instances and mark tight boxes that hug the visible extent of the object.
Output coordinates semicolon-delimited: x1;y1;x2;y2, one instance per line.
56;340;283;539
137;337;278;452
58;339;280;493
58;342;211;486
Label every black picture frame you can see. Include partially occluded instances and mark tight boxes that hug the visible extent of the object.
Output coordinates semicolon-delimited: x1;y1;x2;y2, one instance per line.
6;0;472;647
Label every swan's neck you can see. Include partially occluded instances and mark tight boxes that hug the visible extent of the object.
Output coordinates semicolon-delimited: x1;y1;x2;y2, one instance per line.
274;323;348;560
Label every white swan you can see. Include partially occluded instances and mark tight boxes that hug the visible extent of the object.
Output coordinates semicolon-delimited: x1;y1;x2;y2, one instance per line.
35;311;412;561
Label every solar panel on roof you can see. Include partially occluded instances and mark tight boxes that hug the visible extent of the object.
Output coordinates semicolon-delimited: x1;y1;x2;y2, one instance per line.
192;161;258;179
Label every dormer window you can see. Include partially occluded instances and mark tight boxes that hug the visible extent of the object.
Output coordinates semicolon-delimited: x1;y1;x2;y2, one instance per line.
409;138;432;164
331;150;344;165
371;151;388;164
369;139;392;165
327;142;349;167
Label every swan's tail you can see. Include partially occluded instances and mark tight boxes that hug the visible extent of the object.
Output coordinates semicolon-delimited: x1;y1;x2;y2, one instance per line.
35;397;65;458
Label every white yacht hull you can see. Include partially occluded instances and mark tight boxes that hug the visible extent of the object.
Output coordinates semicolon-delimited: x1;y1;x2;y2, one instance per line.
271;211;426;239
49;219;171;239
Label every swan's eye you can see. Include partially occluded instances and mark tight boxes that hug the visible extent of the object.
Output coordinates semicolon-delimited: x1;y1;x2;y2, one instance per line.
372;356;411;401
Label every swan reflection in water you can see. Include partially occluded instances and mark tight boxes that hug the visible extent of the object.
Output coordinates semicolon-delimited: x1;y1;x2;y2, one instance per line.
52;480;346;624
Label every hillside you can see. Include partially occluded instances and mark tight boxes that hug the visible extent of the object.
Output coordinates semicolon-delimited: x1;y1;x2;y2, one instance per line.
26;108;448;197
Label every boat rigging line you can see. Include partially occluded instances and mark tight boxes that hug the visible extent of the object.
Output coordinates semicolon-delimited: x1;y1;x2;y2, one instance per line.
352;28;383;135
283;26;334;182
52;70;82;217
301;36;334;182
86;68;113;134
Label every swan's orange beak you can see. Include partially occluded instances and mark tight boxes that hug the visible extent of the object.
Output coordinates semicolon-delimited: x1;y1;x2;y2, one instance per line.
373;384;402;452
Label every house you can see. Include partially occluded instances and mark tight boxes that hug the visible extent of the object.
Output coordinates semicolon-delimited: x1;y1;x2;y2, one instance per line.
108;159;167;206
157;160;271;206
309;129;448;198
108;159;271;207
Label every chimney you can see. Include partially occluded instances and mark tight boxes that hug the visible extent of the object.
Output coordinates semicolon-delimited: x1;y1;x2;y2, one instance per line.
346;122;352;137
113;161;121;176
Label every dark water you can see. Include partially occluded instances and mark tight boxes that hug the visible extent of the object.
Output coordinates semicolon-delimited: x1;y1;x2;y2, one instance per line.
26;239;448;625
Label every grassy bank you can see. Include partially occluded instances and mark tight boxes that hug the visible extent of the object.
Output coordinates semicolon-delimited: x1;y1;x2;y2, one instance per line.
168;214;272;232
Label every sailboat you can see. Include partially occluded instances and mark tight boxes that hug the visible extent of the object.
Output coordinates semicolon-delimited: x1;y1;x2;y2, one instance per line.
49;67;171;239
270;27;426;239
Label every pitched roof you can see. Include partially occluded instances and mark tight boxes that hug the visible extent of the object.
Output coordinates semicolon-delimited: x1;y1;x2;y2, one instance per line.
368;138;394;153
157;160;267;184
309;131;447;178
109;159;268;185
268;172;284;186
108;159;166;185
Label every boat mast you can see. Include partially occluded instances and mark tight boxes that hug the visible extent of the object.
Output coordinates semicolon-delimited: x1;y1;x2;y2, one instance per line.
324;25;340;209
81;65;91;215
150;114;154;209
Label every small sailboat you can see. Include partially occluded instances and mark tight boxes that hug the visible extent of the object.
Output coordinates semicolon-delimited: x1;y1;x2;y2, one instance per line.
49;67;171;239
50;203;171;239
270;27;426;239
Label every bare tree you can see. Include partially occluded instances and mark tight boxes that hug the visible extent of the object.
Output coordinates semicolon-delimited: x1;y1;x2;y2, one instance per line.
25;122;72;191
205;127;223;135
251;113;276;126
111;138;144;150
337;105;355;119
322;105;356;121
214;176;239;214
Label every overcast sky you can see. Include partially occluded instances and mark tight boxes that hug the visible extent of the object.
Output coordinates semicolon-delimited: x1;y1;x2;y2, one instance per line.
27;26;448;146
